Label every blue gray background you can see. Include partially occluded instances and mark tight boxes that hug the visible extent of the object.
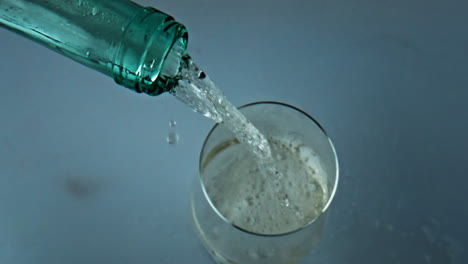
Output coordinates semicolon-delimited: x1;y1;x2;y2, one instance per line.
1;0;467;263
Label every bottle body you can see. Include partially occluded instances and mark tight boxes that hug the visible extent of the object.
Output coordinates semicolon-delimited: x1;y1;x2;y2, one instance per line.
0;0;187;95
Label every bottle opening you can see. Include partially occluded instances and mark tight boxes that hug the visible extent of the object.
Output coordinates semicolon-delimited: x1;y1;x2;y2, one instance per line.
161;37;187;78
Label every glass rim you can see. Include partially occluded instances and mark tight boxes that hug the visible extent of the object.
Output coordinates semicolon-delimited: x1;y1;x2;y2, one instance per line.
198;101;339;237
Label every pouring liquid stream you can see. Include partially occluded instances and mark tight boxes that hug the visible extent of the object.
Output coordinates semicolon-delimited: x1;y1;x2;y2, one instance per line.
171;55;305;220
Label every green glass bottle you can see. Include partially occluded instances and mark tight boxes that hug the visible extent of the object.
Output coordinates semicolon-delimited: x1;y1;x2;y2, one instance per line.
0;0;188;95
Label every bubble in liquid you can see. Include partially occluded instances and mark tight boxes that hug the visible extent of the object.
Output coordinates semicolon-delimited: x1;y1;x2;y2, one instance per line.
166;131;179;145
310;183;317;191
294;206;305;220
169;120;177;128
245;196;254;206
278;193;290;207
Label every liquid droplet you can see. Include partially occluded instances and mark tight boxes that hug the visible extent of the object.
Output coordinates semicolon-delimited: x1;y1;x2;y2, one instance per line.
169;120;177;128
91;7;98;15
166;131;179;145
85;50;91;57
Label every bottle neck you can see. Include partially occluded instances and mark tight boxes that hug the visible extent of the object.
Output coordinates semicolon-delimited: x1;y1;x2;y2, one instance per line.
113;7;188;95
0;0;188;96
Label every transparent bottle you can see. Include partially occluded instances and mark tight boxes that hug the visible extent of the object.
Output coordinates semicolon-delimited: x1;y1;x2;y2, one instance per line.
0;0;188;95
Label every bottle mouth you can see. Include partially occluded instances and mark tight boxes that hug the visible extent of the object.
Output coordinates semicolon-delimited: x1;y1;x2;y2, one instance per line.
160;37;187;79
144;21;188;95
113;8;188;96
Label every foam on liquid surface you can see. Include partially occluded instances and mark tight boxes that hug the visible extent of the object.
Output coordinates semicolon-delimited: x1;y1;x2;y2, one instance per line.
203;137;328;235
